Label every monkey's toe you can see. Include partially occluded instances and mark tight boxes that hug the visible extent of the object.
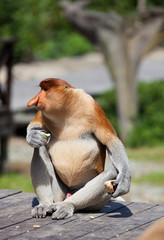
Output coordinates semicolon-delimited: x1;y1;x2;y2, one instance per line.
31;204;48;218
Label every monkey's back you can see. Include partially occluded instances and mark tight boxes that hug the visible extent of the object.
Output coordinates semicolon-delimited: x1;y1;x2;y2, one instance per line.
48;133;106;188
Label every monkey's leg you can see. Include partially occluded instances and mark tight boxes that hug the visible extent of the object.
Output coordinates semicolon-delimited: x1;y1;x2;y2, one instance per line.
31;146;67;218
48;166;117;219
67;167;118;211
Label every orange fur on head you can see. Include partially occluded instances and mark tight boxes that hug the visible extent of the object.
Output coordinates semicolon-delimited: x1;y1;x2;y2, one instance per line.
40;78;74;90
27;78;74;113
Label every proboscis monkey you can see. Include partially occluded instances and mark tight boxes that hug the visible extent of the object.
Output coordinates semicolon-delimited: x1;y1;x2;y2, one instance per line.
26;78;131;220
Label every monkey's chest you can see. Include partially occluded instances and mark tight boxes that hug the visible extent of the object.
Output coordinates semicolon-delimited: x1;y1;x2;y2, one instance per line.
48;137;103;187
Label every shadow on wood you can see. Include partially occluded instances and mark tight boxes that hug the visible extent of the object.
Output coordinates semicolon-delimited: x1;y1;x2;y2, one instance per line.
101;201;133;218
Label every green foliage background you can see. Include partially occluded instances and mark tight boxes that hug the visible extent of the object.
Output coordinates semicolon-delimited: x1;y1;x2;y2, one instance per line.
95;81;164;147
0;0;164;61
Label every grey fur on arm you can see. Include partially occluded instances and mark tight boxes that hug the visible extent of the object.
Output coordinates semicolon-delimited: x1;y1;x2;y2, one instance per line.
108;137;131;198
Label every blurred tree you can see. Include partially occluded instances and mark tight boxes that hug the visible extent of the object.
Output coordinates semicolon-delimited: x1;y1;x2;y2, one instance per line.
1;0;164;61
137;0;147;12
59;0;164;141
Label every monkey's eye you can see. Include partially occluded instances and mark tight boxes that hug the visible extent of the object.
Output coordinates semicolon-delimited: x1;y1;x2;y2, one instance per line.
41;86;48;91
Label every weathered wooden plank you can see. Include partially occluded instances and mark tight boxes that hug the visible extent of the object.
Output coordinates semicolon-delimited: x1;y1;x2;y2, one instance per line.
106;201;158;219
2;201;162;240
0;207;107;240
74;204;164;240
0;193;79;239
0;211;80;240
0;216;52;240
0;190;163;240
0;201;32;229
76;203;164;240
65;201;155;230
2;212;164;240
79;223;152;240
8;218;104;240
68;201;131;226
0;192;36;210
0;189;22;199
75;203;164;239
0;192;93;239
0;193;38;229
3;202;141;240
109;219;159;240
0;215;79;240
0;196;130;231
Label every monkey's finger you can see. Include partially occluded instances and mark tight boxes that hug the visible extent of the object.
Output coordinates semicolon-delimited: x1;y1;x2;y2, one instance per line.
57;211;68;219
37;206;47;218
31;205;47;218
47;204;58;213
30;135;49;148
52;208;71;220
112;180;128;198
52;211;59;220
52;210;66;220
36;133;49;143
27;133;49;148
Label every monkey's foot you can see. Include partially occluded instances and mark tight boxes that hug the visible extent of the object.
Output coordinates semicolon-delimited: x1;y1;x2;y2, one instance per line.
48;202;74;220
31;204;48;218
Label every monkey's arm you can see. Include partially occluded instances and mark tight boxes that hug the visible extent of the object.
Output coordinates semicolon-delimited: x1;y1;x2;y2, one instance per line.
106;137;131;198
93;102;131;198
26;111;50;148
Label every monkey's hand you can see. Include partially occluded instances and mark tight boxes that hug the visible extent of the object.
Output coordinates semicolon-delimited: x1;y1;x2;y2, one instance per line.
26;125;50;148
108;139;131;198
48;202;74;220
111;168;131;198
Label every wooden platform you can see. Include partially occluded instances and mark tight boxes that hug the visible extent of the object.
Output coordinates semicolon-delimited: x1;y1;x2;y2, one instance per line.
0;190;164;240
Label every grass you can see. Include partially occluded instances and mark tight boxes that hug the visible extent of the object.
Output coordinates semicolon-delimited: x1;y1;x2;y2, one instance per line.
0;172;34;193
132;172;164;186
127;146;164;186
127;145;164;162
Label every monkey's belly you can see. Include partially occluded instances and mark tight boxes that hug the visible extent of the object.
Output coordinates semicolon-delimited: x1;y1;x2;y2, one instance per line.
48;138;102;187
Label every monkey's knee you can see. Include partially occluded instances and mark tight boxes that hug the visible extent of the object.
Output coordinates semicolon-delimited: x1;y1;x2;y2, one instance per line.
83;193;112;212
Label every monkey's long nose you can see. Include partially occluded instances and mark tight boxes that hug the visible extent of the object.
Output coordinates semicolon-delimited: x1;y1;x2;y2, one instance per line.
27;95;39;107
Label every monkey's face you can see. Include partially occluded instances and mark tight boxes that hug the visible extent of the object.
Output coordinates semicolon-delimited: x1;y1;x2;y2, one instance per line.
27;78;74;117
